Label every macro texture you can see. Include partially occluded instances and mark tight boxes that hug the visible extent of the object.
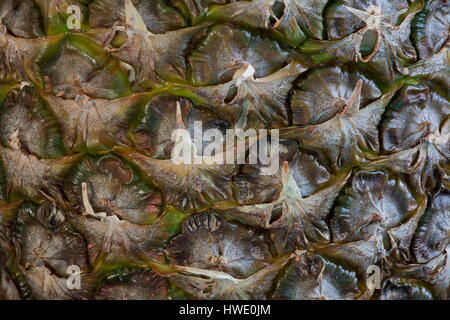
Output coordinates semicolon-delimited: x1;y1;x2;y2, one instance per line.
0;0;449;300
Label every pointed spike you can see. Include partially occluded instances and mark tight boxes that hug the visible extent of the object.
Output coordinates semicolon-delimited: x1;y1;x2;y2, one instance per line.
81;182;95;216
171;105;200;164
344;5;389;29
343;5;372;24
280;161;291;195
81;182;108;221
175;102;186;129
282;161;289;180
124;0;150;33
279;161;304;200
233;64;256;87
344;79;363;114
242;252;295;287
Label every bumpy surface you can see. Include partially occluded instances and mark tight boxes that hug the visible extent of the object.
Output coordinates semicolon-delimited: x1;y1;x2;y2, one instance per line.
0;0;449;300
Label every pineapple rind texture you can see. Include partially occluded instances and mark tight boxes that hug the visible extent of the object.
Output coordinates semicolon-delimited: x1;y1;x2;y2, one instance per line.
0;0;449;300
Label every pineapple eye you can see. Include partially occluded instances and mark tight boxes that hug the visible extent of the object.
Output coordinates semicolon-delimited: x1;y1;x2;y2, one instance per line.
168;212;272;279
10;202;89;299
188;24;291;86
1;0;44;39
412;191;450;263
65;155;162;224
412;0;450;59
291;67;382;126
0;87;65;159
331;171;418;244
381;84;449;154
131;94;230;160
274;251;361;300
325;0;410;40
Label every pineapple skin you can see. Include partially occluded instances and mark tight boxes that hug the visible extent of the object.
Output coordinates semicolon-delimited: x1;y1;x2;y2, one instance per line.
0;0;448;300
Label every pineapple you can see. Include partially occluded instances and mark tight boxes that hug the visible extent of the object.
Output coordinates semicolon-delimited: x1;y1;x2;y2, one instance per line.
0;0;449;301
